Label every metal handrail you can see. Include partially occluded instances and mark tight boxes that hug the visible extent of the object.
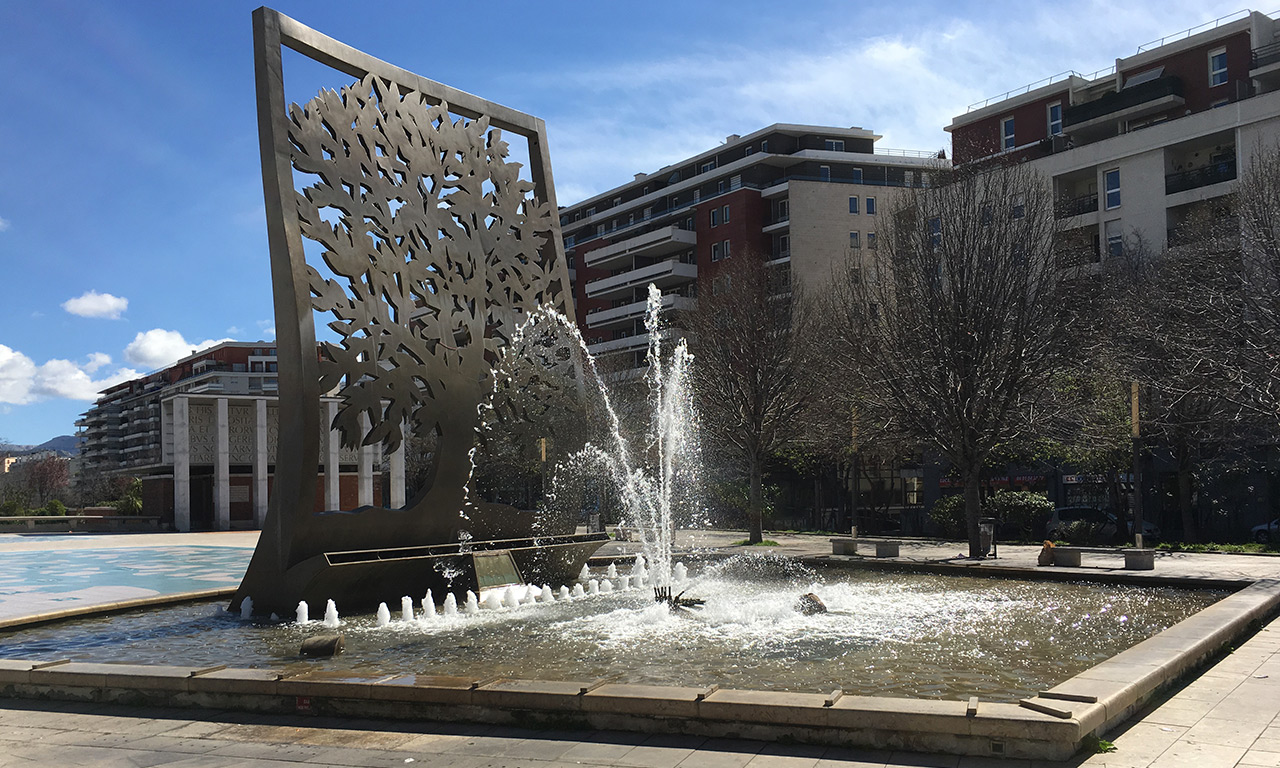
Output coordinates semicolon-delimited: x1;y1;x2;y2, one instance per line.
1136;9;1250;53
967;71;1082;112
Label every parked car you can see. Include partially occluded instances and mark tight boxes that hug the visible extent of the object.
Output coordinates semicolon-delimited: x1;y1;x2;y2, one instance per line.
1046;506;1113;539
1046;506;1161;542
1253;519;1280;544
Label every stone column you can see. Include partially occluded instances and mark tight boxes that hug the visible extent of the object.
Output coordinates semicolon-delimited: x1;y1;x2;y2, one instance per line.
358;412;374;507
214;397;230;531
173;396;190;532
253;398;268;528
325;400;340;510
389;422;406;509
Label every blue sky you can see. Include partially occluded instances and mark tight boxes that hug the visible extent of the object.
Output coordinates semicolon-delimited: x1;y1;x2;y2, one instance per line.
0;0;1253;445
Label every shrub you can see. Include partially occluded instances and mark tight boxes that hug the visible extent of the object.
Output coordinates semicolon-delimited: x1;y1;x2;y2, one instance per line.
984;490;1053;541
0;499;22;517
43;499;66;516
113;478;144;516
929;494;966;539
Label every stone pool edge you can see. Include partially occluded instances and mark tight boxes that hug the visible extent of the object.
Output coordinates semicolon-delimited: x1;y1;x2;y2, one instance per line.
0;579;1276;760
0;587;237;632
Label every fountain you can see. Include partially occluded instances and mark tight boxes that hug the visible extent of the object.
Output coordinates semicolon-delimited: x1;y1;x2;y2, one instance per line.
0;12;1266;764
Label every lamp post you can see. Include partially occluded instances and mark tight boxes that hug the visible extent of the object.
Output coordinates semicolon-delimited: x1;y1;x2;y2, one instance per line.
1131;381;1144;549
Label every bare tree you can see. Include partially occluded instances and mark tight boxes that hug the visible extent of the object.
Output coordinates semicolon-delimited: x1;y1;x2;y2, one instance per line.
687;253;822;544
1104;150;1280;540
830;162;1088;557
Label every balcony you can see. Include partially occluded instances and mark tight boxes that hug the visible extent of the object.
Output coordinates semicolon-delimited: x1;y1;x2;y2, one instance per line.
1064;76;1184;135
586;294;695;331
584;225;697;270
586;329;678;356
584;260;698;301
1055;192;1098;219
1253;41;1280;70
1165;158;1236;195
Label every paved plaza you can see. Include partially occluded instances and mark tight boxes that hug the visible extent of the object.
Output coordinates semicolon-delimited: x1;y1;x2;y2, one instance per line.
0;529;1277;766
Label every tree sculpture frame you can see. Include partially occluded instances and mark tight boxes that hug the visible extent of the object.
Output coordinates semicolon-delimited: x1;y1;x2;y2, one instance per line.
235;8;601;615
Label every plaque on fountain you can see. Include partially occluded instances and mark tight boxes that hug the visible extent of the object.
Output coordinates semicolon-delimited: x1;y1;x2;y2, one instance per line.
233;8;607;615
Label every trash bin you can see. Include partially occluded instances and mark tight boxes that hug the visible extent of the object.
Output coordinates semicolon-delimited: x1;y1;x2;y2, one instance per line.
979;517;998;558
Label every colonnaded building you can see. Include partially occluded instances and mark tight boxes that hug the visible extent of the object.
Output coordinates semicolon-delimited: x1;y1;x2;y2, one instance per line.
76;342;401;531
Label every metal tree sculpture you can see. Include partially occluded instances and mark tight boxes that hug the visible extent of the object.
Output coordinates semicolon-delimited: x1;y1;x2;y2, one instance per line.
235;8;574;614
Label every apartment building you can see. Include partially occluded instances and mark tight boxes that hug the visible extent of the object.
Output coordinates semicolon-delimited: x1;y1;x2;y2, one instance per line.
939;9;1280;538
77;342;391;532
559;124;940;370
947;9;1280;264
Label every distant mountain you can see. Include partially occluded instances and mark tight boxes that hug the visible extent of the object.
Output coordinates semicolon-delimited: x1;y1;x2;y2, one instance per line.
1;435;79;456
37;435;79;455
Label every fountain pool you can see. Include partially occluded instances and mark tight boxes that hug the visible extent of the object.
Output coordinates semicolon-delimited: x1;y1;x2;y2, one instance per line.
0;557;1224;703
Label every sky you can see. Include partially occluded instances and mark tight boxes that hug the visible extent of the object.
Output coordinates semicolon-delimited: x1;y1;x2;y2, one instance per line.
0;0;1257;446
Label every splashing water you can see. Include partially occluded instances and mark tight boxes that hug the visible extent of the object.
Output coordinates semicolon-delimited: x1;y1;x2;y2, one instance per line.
295;601;309;624
497;284;702;590
323;599;340;628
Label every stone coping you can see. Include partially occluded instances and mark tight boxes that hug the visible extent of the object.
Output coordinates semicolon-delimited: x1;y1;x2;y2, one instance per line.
0;578;1276;760
0;587;237;632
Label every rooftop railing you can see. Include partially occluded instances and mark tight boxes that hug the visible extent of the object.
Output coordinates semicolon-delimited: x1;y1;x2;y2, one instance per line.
1253;40;1280;69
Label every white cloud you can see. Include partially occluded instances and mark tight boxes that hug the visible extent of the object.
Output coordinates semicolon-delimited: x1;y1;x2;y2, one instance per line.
0;216;10;232
62;290;129;319
256;320;276;340
83;352;111;373
123;329;234;370
0;345;139;405
226;326;244;336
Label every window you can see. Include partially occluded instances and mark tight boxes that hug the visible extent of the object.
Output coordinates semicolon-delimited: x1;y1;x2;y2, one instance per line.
565;234;575;247
1048;102;1063;136
849;196;859;214
596;224;605;236
710;208;720;227
761;140;769;153
776;234;790;257
712;275;731;296
928;217;942;248
718;180;727;194
1105;220;1123;259
866;197;876;215
643;206;652;219
722;239;731;259
819;165;831;181
825;138;845;151
744;146;755;156
613;197;621;207
866;232;877;250
849;231;861;249
852;168;863;184
701;160;716;173
1104;168;1121;209
693;189;700;203
777;199;789;220
586;206;595;217
1209;47;1228;87
711;242;721;261
566;255;575;268
1011;194;1025;219
1002;117;1016;150
722;204;730;223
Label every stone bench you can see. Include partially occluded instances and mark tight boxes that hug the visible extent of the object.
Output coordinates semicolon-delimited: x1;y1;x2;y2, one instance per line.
830;538;900;558
1052;546;1155;570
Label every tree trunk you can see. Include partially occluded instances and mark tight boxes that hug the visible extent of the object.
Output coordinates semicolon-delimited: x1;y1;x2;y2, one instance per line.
748;458;764;544
964;468;983;558
1177;441;1198;543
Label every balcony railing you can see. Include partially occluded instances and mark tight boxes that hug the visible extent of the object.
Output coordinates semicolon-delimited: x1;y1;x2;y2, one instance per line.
1165;158;1237;195
1064;76;1183;128
1055;192;1098;218
1252;41;1280;70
